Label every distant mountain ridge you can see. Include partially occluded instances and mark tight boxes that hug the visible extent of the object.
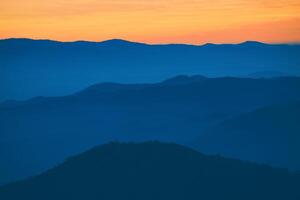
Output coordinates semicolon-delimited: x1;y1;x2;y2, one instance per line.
0;142;299;200
0;38;273;45
1;38;300;101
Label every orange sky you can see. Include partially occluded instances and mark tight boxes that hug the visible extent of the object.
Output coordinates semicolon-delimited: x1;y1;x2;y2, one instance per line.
1;0;300;44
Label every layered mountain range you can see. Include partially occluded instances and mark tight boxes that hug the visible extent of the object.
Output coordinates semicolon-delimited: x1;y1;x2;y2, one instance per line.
1;75;299;185
1;38;300;101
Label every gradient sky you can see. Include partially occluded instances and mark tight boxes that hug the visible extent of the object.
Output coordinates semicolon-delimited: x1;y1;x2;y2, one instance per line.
1;0;300;44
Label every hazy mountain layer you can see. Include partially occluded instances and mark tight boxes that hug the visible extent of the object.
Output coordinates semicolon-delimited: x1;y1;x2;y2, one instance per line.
1;38;300;101
191;102;300;170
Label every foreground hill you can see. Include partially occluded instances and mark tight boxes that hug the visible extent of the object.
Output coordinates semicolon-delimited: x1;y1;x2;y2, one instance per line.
1;76;300;185
192;102;300;170
0;142;298;200
1;38;300;101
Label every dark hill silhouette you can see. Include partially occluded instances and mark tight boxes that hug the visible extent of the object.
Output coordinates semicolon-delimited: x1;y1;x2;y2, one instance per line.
239;41;267;46
191;102;300;170
76;75;207;96
0;142;299;200
99;38;146;46
1;76;300;185
1;38;300;101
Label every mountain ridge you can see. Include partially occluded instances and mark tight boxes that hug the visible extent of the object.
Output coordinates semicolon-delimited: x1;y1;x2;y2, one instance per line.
1;76;300;186
0;141;298;200
1;38;300;101
192;102;300;169
1;37;296;46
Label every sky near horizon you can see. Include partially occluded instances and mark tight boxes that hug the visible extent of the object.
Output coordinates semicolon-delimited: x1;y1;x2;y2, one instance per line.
1;0;300;44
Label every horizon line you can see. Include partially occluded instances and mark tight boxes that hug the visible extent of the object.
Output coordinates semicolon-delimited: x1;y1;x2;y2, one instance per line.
1;37;300;46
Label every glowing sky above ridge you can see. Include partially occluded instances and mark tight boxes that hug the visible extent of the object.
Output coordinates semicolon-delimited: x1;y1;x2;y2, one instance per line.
1;0;300;44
